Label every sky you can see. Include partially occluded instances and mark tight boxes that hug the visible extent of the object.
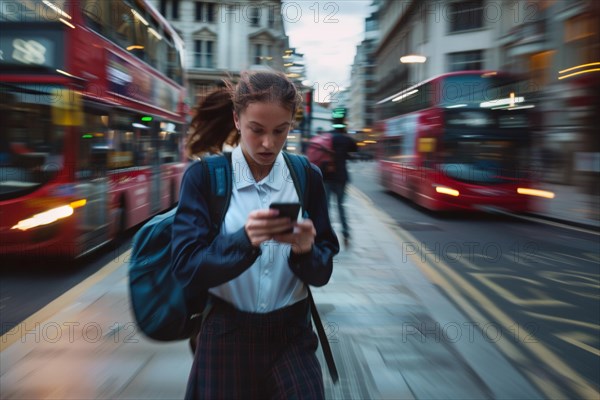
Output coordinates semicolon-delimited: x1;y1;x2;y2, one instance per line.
282;1;373;102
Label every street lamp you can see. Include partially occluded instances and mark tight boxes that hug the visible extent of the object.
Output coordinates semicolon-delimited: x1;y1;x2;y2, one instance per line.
400;54;427;83
400;54;426;64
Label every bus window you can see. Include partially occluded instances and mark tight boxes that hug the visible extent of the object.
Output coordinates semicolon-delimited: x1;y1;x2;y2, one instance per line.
1;83;65;198
131;5;149;60
158;122;181;163
383;137;403;162
78;108;111;177
146;16;162;69
81;0;109;34
111;1;135;49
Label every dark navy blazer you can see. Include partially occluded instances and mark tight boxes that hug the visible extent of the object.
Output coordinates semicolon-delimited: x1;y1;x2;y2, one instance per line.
171;159;340;304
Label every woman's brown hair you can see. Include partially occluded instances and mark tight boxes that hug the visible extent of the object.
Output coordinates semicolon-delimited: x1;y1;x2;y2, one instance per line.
186;70;302;157
186;86;237;157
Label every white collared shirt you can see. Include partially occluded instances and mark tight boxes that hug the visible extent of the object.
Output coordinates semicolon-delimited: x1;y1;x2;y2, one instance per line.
208;146;308;312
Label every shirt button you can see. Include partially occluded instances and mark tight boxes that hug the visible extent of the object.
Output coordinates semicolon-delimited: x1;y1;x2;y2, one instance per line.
264;269;269;276
260;303;266;309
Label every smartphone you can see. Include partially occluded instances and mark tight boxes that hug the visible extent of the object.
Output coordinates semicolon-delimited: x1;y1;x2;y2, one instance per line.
269;202;301;233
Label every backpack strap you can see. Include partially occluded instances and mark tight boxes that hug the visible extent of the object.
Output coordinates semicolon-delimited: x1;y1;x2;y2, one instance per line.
282;152;310;217
282;151;339;384
203;152;233;238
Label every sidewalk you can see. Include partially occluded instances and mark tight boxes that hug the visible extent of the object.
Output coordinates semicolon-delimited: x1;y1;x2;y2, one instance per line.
1;190;545;399
533;182;599;230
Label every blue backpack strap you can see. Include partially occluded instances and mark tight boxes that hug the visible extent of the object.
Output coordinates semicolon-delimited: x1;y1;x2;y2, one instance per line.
202;152;233;237
282;152;310;216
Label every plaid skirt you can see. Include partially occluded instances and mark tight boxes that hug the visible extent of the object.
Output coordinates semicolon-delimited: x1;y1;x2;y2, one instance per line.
185;296;324;400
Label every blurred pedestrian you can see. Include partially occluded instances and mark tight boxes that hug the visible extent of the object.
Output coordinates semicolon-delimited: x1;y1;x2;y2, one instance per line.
322;127;358;248
171;70;340;399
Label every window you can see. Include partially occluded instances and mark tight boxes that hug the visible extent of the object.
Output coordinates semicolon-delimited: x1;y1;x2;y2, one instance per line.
166;35;183;83
253;43;263;65
171;0;179;19
81;0;109;34
146;22;163;69
448;0;484;33
194;40;215;68
447;50;484;71
193;29;217;68
132;8;148;58
195;2;216;22
268;5;276;28
249;6;260;27
111;1;135;48
159;0;167;17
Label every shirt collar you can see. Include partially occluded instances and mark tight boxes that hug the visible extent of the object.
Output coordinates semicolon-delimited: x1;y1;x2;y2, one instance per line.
232;146;286;191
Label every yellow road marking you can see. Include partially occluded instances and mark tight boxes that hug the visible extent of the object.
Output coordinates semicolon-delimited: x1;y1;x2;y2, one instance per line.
522;312;600;331
472;273;571;306
0;250;130;352
556;332;600;357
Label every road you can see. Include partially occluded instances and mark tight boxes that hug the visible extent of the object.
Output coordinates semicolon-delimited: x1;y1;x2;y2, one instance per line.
0;236;134;337
347;160;599;400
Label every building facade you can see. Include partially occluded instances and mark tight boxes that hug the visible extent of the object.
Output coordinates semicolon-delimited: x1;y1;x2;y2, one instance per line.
347;4;380;132
151;0;289;105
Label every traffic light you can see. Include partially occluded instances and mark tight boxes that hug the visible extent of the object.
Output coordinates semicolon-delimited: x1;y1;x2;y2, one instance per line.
331;107;346;129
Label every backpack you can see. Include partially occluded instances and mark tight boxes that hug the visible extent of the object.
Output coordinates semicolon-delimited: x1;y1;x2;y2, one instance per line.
128;151;338;382
128;153;232;342
305;133;335;174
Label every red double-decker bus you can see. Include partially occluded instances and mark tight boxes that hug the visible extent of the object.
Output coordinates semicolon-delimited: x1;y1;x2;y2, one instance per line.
375;70;554;212
1;0;188;258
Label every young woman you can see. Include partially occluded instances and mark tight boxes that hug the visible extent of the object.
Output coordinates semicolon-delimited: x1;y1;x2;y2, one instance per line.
171;70;339;399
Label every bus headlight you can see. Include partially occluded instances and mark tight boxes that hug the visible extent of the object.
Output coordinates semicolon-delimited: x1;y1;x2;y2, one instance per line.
11;200;87;231
517;188;555;198
435;186;460;197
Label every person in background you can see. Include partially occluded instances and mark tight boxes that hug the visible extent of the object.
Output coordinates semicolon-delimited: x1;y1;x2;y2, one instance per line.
322;126;358;248
171;70;339;399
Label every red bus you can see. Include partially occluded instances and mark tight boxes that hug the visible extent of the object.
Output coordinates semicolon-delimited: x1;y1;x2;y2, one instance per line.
0;0;188;258
375;70;553;212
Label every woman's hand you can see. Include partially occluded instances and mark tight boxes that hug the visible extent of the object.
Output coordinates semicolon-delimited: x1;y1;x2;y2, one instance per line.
273;219;316;255
245;209;294;248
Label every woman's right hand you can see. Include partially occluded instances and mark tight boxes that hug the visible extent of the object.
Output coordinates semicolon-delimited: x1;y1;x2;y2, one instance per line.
244;209;293;248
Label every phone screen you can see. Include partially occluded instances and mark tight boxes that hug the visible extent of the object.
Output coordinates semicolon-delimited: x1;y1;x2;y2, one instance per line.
269;202;301;220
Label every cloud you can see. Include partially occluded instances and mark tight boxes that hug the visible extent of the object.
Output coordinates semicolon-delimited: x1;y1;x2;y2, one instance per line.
282;1;372;101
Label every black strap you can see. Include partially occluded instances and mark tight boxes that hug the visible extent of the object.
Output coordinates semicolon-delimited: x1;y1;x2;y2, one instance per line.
308;289;339;383
283;153;339;384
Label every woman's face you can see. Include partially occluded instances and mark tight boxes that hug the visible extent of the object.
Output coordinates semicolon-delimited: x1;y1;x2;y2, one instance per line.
234;102;293;167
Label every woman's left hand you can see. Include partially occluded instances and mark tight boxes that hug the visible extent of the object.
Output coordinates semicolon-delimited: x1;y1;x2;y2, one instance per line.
273;219;316;255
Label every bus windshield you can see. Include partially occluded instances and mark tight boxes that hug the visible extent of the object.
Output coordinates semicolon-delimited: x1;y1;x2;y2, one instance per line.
0;83;65;200
440;139;528;184
440;75;526;107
